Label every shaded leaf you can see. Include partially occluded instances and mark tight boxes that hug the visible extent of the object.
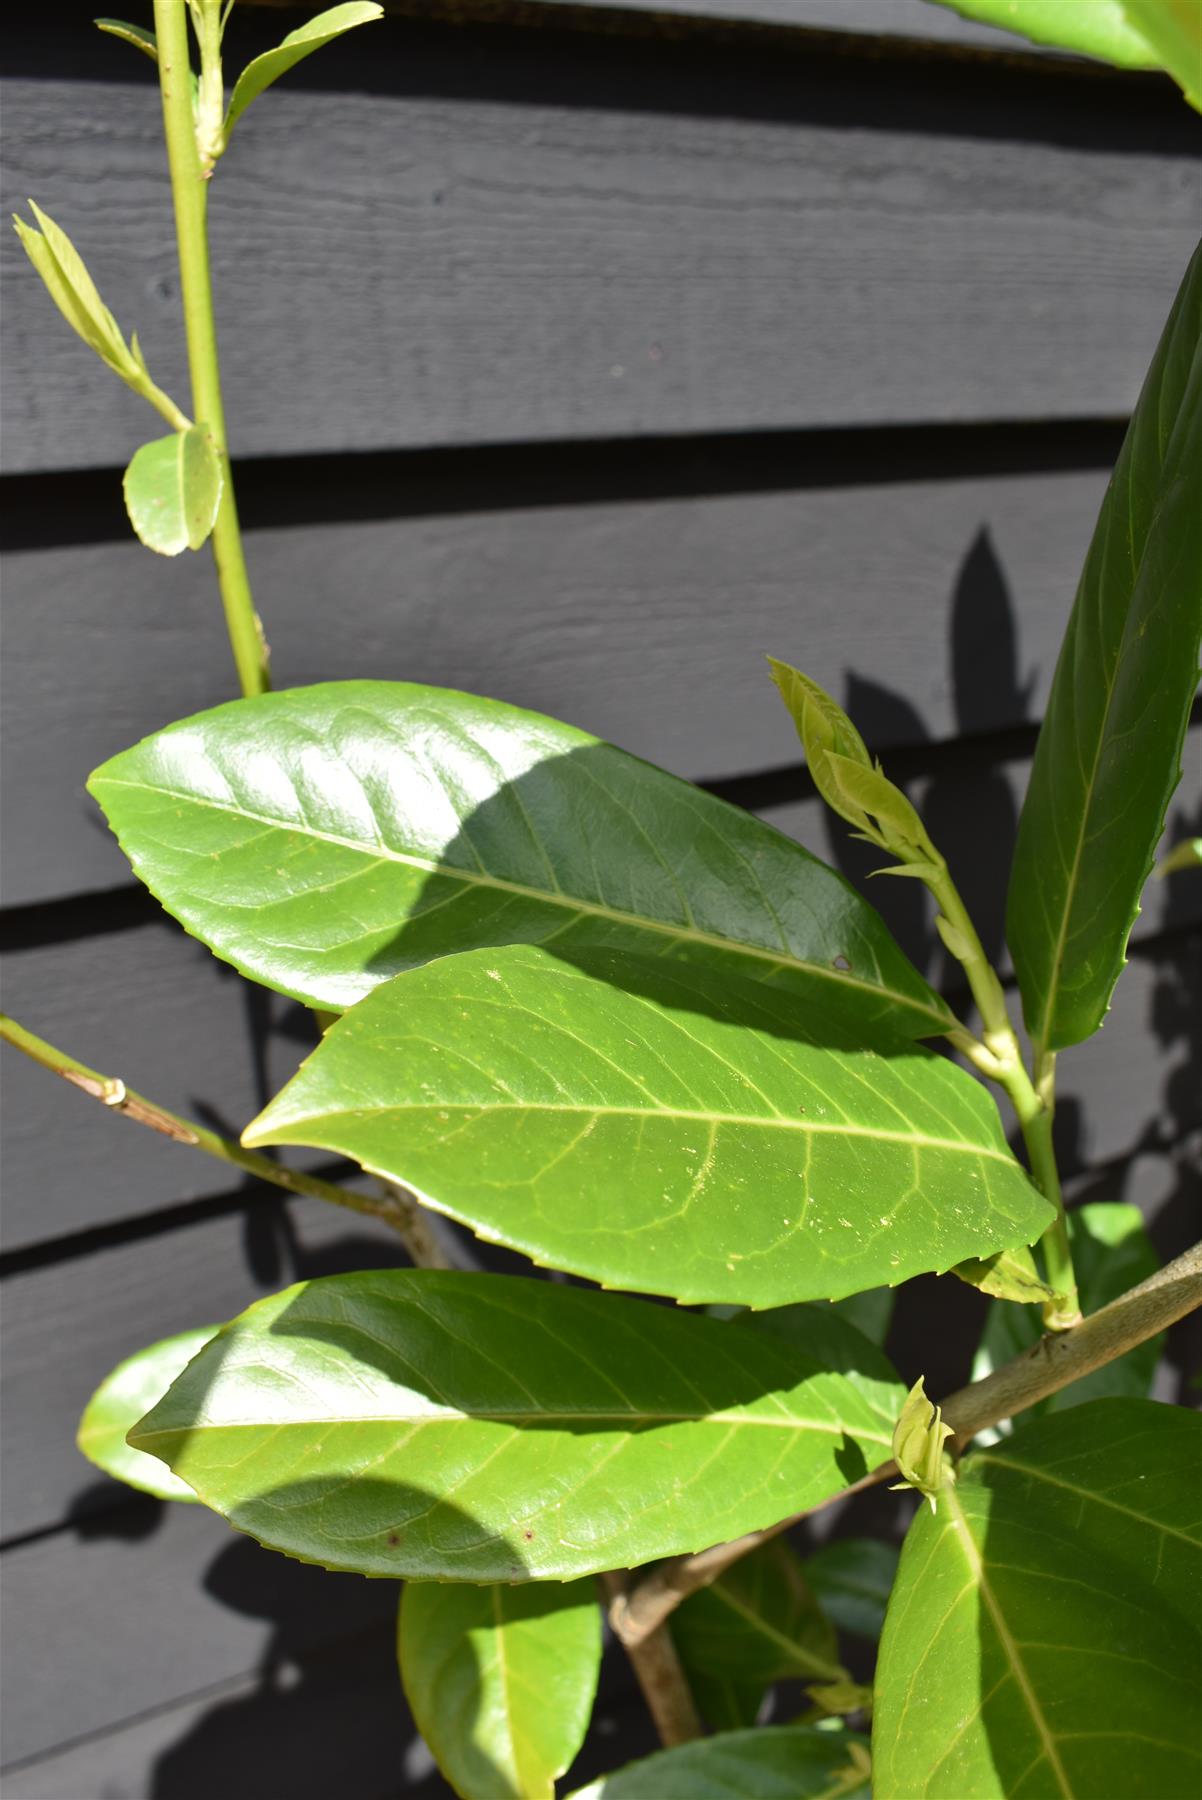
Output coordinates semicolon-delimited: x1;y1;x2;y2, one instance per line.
921;0;1156;66
123;427;223;556
1007;242;1202;1053
129;1270;897;1580
873;1400;1202;1798
224;4;384;141
733;1303;905;1436
245;944;1052;1307
398;1579;600;1800
568;1725;871;1799
805;1538;900;1641
952;1242;1056;1305
972;1204;1162;1429
831;1286;894;1347
94;18;158;61
77;1326;215;1502
672;1540;845;1733
87;681;951;1036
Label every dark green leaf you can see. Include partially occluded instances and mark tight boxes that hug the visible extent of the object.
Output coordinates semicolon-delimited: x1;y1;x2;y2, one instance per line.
87;681;951;1036
921;0;1156;66
733;1304;905;1436
973;1204;1161;1423
77;1326;215;1502
568;1725;872;1799
672;1540;845;1734
398;1579;601;1799
129;1271;897;1580
1007;243;1202;1053
245;944;1052;1306
224;4;384;141
873;1400;1202;1798
804;1538;900;1642
123;427;223;556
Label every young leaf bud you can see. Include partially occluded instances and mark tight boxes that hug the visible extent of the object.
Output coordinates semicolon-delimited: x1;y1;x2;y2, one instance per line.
767;658;881;840
889;1376;955;1513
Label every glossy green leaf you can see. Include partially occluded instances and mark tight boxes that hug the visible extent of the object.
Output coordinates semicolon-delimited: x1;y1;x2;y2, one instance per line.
952;1242;1057;1306
13;201;133;375
123;427;223;557
245;944;1052;1307
805;1538;900;1642
672;1539;845;1732
129;1270;897;1580
87;681;951;1036
95;18;158;61
568;1726;872;1800
873;1400;1202;1798
733;1304;906;1435
398;1579;601;1800
1122;0;1202;107
972;1204;1162;1426
1007;242;1202;1054
920;0;1156;66
77;1326;216;1502
224;4;384;142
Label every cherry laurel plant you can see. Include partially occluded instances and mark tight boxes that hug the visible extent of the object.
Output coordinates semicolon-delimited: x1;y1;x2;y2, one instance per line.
7;3;1202;1795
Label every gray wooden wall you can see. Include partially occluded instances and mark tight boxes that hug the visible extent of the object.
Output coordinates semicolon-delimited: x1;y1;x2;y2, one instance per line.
2;1;1200;1792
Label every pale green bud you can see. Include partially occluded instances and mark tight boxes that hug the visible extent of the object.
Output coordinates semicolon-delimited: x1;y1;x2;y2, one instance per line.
767;659;882;841
890;1376;955;1512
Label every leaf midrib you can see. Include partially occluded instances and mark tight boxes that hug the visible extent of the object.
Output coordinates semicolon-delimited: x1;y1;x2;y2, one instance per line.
94;775;950;1029
135;1410;894;1441
263;1100;1017;1164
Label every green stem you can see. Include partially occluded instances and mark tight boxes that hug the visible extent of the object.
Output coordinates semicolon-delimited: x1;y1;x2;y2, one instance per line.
927;863;1080;1328
0;1011;450;1267
153;0;269;699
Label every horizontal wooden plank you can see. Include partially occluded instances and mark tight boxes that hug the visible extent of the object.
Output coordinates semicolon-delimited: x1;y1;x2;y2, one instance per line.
1;465;1117;906
2;22;1197;472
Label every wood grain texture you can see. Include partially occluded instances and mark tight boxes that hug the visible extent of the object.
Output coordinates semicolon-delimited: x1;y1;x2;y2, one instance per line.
3;29;1198;473
2;466;1116;905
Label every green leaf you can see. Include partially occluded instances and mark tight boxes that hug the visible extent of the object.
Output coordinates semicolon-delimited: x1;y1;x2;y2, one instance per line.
123;427;223;557
245;944;1052;1307
952;1242;1057;1305
1122;0;1202;107
398;1579;601;1800
13;201;133;375
804;1538;900;1642
86;681;952;1036
733;1303;906;1436
831;1286;894;1347
224;3;384;142
919;0;1157;66
1007;242;1202;1054
94;18;158;62
128;1270;898;1580
972;1204;1162;1426
672;1540;846;1733
873;1399;1202;1798
568;1725;872;1800
77;1326;216;1502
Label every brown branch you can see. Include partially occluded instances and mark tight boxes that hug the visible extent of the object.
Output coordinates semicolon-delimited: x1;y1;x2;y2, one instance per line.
611;1239;1202;1650
1;1011;452;1268
599;1570;703;1747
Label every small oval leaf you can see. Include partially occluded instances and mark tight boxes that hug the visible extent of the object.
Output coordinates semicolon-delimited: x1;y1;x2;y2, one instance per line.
123;426;223;557
399;1580;601;1800
77;1325;216;1502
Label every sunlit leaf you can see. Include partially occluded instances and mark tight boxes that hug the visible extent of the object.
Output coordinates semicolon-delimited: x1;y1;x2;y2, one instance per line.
245;944;1052;1307
874;1400;1202;1798
398;1579;601;1800
13;201;132;373
87;681;952;1037
1121;0;1202;107
129;1270;897;1580
919;0;1156;66
77;1326;216;1502
123;426;223;556
224;4;384;142
952;1242;1057;1305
